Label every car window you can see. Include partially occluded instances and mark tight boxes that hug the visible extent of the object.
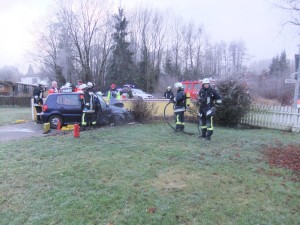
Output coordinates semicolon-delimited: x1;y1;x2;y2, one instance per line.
57;95;80;106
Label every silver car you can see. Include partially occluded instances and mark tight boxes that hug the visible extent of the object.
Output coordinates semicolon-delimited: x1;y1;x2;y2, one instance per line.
131;88;153;99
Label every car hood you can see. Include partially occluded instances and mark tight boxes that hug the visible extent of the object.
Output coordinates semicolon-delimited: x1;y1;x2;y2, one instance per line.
108;105;127;114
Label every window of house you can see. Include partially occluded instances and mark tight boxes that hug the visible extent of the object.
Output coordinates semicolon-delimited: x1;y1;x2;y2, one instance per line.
0;85;4;91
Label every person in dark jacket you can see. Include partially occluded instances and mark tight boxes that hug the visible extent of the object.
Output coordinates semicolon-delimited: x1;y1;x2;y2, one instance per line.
33;82;45;123
173;82;188;132
164;86;174;100
198;78;222;140
80;83;97;130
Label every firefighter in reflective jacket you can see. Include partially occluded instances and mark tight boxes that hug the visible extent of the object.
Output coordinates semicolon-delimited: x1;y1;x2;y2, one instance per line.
198;78;222;140
173;82;188;132
81;82;97;130
107;84;120;105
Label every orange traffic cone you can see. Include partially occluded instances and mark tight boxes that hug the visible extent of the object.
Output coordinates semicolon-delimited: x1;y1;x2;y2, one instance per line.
57;120;61;131
74;123;80;138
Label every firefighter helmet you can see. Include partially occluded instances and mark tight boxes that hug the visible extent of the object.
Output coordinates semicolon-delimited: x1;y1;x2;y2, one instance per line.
174;82;183;88
202;78;210;84
65;82;72;87
87;82;93;88
38;81;47;86
79;84;88;90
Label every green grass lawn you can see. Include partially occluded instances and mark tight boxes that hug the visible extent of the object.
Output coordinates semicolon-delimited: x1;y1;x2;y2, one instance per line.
0;122;299;225
0;107;32;126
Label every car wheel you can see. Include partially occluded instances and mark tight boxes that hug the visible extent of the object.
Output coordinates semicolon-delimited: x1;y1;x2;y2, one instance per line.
113;115;125;125
49;115;63;129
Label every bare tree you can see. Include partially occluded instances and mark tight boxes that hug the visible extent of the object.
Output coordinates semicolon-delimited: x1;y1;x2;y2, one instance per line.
33;0;111;87
129;6;167;92
274;0;300;28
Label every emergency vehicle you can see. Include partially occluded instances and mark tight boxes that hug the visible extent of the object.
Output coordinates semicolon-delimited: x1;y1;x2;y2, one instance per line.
181;79;216;100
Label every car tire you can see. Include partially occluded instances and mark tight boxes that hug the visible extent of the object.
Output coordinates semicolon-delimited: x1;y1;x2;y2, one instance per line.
49;115;63;129
113;115;125;125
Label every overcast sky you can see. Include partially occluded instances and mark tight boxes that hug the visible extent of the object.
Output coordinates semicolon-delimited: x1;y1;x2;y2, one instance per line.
0;0;299;73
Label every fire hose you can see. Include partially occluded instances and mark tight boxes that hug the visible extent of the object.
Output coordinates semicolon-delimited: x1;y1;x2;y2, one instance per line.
163;101;200;136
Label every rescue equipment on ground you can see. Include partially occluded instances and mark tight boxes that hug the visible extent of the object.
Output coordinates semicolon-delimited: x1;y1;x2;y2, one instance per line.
74;123;80;138
57;120;61;131
43;123;51;134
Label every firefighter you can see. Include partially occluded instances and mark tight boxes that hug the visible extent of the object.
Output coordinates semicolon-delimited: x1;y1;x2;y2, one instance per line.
33;82;45;123
80;82;97;130
173;82;188;132
164;86;174;100
198;78;222;140
107;83;120;105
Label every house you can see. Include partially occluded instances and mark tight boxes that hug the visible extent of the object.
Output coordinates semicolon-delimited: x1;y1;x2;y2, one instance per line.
0;81;14;96
20;65;48;87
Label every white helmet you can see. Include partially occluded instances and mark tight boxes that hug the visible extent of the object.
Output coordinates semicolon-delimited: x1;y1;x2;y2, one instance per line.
87;82;93;88
202;78;210;84
79;84;88;90
65;82;72;87
174;82;183;88
167;86;171;90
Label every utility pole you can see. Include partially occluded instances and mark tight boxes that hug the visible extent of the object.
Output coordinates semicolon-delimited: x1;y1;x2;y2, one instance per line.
293;48;300;109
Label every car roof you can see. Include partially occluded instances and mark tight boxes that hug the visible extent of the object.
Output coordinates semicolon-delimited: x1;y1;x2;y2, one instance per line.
49;92;81;96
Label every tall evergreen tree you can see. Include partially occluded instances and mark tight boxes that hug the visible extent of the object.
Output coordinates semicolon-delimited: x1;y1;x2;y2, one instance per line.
268;50;289;76
107;7;135;86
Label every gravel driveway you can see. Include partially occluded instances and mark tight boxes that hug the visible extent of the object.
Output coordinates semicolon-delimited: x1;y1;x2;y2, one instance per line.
0;122;45;142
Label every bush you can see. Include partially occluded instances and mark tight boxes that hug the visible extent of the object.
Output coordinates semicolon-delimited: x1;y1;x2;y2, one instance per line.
214;77;251;126
131;98;158;122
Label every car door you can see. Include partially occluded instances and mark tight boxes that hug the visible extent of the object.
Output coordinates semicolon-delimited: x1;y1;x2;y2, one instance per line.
56;94;82;123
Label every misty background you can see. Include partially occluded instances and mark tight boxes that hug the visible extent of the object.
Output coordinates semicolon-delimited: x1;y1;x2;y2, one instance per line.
0;0;299;104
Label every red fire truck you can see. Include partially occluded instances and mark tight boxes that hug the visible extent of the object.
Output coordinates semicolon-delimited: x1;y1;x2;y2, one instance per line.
181;79;216;100
181;80;201;100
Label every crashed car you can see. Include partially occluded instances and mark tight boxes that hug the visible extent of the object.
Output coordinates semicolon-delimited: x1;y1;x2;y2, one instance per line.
41;92;131;128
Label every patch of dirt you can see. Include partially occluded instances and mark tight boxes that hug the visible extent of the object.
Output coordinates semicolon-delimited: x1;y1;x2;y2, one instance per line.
264;145;300;176
151;169;188;191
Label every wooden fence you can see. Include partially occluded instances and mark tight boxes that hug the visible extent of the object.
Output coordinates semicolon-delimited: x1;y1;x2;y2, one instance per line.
240;105;300;133
0;96;31;107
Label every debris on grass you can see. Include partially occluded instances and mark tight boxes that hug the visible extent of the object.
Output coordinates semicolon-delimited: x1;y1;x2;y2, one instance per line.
264;145;300;173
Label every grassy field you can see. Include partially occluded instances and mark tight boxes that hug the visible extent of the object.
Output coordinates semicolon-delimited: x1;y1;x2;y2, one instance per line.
0;107;32;126
0;121;299;225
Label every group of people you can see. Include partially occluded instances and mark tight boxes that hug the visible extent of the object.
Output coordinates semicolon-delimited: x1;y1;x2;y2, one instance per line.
166;78;222;141
33;80;128;129
33;78;222;139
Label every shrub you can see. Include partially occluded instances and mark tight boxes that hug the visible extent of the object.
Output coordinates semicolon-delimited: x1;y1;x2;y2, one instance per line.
214;77;251;126
131;98;158;122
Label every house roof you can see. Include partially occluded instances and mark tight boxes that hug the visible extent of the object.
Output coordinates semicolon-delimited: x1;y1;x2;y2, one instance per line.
0;81;15;87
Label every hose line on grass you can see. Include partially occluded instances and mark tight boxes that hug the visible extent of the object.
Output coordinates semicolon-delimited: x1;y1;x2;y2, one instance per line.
163;101;199;136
